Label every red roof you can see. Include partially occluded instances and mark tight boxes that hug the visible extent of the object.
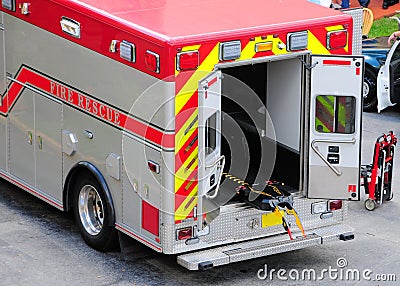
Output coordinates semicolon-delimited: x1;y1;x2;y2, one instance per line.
71;0;350;42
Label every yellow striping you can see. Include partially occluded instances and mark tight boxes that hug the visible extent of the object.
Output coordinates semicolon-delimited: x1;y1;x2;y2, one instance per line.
308;31;329;55
318;95;334;114
325;25;348;52
175;109;198;153
182;45;201;52
239;38;258;60
326;25;344;32
175;45;202;77
269;36;289;56
175;44;220;115
175;186;198;221
175;121;198;155
315;117;331;133
175;147;198;192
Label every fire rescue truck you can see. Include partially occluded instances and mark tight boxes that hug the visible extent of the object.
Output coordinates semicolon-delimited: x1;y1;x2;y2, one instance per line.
0;0;364;270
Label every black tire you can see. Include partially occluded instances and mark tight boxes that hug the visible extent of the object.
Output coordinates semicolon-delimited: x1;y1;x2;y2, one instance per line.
363;66;378;112
386;191;394;201
73;173;118;251
364;198;377;211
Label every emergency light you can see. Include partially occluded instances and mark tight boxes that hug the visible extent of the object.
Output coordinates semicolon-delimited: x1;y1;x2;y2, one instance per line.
177;51;199;71
287;31;308;51
255;42;273;53
311;201;328;214
145;50;160;73
327;30;348;50
60;17;81;38
219;41;241;61
176;227;193;240
120;40;136;62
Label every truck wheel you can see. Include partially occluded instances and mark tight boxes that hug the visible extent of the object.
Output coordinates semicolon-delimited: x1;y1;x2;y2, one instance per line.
363;67;378;112
364;198;377;211
73;173;118;251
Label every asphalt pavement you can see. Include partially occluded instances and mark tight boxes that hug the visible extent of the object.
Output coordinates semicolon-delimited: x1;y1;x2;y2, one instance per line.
0;108;400;286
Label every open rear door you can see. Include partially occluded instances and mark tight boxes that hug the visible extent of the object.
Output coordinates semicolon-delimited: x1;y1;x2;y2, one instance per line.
197;70;224;234
377;39;400;112
308;55;363;201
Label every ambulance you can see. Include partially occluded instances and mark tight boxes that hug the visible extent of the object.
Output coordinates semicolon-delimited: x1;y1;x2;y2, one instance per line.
0;0;364;270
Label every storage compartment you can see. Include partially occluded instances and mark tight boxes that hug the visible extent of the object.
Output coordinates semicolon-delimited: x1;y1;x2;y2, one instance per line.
220;56;305;192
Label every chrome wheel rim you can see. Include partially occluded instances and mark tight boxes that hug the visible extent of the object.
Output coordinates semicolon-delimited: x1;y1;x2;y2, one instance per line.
363;81;370;98
78;185;104;236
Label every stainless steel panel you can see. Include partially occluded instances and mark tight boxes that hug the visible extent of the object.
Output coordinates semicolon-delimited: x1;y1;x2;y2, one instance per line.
309;165;359;200
177;224;353;270
0;108;5;170
9;89;34;185
62;105;124;222
122;133;154;233
0;14;5;96
343;8;363;56
3;15;175;131
163;198;347;254
34;93;62;201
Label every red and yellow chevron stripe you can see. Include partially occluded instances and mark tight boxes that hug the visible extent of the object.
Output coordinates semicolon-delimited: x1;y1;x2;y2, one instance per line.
174;25;349;222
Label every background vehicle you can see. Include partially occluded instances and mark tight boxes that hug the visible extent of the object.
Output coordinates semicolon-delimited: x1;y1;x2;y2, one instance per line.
362;36;390;111
362;37;400;112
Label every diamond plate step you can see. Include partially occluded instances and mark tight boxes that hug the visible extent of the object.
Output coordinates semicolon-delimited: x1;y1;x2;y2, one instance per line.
177;224;354;270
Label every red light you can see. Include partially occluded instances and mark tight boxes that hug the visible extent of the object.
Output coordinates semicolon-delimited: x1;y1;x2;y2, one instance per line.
177;51;199;71
329;200;343;211
177;227;192;240
327;30;347;50
145;50;160;73
147;160;160;174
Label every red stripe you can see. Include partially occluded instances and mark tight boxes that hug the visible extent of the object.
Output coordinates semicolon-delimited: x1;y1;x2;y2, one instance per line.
207;76;218;88
175;43;217;94
322;59;351;66
2;67;174;149
175;90;198;131
175;169;198;197
0;170;63;210
175;130;198;171
115;224;162;252
314;26;348;55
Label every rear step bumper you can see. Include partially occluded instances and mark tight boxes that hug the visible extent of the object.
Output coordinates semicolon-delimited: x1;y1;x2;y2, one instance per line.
177;224;354;270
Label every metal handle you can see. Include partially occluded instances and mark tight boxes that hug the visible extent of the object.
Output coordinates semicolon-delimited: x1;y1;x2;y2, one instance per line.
310;138;356;176
205;155;225;199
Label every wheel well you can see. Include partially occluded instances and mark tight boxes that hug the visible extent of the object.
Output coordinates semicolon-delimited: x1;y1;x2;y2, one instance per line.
63;162;116;226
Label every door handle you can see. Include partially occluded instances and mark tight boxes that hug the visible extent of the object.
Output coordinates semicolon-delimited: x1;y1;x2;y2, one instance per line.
205;155;225;199
310;138;356;176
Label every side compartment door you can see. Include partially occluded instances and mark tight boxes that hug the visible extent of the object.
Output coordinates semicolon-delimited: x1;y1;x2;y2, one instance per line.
308;55;363;200
377;39;400;112
197;70;223;231
35;93;62;202
9;89;35;185
0;12;6;102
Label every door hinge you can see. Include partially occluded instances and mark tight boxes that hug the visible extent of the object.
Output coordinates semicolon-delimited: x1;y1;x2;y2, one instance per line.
299;58;318;70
